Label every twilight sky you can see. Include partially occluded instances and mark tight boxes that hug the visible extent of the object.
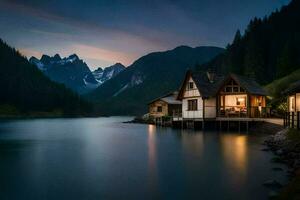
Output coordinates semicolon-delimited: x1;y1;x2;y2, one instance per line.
0;0;291;69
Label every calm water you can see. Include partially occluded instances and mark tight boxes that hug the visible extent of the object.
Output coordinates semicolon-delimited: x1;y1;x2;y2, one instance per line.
0;117;288;200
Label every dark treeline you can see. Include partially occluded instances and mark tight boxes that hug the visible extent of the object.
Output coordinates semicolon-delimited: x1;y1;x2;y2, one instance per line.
199;0;300;85
0;39;92;116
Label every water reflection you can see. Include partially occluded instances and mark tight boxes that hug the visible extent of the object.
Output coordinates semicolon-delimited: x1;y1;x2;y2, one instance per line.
220;134;248;185
180;130;204;159
0;118;288;200
147;125;159;195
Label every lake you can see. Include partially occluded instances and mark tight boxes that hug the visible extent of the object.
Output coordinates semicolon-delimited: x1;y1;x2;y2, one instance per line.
0;117;288;200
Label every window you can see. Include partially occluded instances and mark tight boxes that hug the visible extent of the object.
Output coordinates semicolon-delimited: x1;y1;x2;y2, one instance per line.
188;82;194;90
188;99;198;111
236;97;246;106
157;106;162;112
225;87;232;92
233;87;239;92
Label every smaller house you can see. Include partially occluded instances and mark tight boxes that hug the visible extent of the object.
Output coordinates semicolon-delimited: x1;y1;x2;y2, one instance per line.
283;81;300;129
285;81;300;113
148;92;182;122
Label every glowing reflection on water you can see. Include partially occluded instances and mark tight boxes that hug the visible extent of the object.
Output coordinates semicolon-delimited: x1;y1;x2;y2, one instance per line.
221;134;248;186
147;125;159;195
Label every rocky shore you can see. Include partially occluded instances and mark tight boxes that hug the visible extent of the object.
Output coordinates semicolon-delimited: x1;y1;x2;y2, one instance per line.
264;129;300;172
264;128;300;199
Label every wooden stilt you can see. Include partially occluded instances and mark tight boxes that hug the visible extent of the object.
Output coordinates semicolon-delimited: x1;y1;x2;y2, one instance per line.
292;112;295;129
227;120;229;132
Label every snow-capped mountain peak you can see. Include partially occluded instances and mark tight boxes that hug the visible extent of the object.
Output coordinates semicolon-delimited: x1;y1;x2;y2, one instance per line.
29;54;125;94
92;63;125;84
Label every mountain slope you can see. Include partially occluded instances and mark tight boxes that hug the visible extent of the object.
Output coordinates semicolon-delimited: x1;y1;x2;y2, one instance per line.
0;39;91;116
199;0;300;85
265;69;300;99
87;46;224;115
30;54;97;94
92;63;125;84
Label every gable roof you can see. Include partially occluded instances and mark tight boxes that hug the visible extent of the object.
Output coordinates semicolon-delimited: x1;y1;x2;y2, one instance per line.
283;80;300;95
148;91;182;105
191;71;225;98
222;74;268;96
177;70;224;99
177;71;267;99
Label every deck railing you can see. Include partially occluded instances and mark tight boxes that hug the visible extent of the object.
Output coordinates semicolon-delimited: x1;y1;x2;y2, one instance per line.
218;106;270;118
284;111;300;130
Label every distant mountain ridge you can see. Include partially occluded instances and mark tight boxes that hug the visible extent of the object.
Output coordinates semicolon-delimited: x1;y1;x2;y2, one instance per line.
86;45;224;115
30;55;125;94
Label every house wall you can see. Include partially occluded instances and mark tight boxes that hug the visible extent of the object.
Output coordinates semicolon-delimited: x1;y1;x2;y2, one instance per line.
250;95;266;107
168;104;182;116
149;100;168;118
182;97;203;119
204;98;217;118
183;77;201;97
182;77;203;119
297;93;300;112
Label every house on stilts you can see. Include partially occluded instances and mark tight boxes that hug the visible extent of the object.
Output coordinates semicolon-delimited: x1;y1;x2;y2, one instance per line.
148;92;181;126
173;70;269;130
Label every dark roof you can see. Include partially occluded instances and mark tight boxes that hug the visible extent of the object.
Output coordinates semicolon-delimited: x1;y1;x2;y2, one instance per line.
148;91;182;105
191;71;224;98
283;80;300;95
227;74;268;96
177;71;267;99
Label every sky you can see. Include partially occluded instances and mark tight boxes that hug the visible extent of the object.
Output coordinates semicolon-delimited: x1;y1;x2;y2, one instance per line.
0;0;291;70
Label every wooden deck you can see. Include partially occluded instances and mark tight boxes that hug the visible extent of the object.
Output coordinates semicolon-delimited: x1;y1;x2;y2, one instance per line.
216;117;265;122
173;117;282;123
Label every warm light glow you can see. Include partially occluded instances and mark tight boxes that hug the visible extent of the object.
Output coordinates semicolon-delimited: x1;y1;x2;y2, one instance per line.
237;98;245;102
221;135;248;184
289;96;295;112
147;125;158;189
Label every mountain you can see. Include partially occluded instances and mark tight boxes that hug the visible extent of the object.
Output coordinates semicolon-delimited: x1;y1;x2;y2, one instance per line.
199;0;300;85
30;54;98;93
0;39;91;116
92;63;125;84
30;55;125;94
86;46;224;115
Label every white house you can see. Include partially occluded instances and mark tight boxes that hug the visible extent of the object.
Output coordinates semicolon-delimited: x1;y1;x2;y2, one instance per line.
177;71;224;120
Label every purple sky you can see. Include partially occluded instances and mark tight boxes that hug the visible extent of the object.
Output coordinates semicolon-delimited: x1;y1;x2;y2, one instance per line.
0;0;291;69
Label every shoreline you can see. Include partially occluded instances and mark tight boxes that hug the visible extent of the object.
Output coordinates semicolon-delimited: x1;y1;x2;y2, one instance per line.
264;128;300;199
